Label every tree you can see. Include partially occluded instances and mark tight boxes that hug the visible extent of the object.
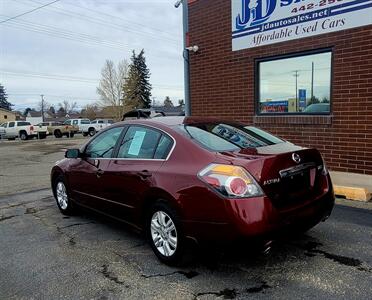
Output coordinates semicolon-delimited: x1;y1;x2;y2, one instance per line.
163;96;174;108
49;106;56;114
0;83;13;111
57;107;66;117
97;59;128;121
308;96;320;105
23;107;33;117
58;100;77;115
321;97;330;103
178;99;185;107
122;49;152;109
81;104;99;120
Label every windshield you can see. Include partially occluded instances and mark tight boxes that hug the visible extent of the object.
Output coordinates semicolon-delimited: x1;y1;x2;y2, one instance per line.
177;123;284;152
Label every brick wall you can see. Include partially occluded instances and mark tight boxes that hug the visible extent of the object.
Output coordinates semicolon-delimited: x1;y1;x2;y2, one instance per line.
188;0;372;175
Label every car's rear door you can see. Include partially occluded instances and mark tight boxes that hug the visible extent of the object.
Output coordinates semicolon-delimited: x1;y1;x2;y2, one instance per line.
104;125;174;223
67;126;125;211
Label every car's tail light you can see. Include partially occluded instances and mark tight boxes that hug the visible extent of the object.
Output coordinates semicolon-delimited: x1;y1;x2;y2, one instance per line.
30;126;34;131
198;164;264;198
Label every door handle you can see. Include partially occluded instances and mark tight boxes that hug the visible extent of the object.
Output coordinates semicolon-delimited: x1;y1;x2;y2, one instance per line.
138;170;152;179
96;169;104;178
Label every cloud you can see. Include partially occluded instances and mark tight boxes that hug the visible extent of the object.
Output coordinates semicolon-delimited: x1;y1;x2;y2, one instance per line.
0;0;184;111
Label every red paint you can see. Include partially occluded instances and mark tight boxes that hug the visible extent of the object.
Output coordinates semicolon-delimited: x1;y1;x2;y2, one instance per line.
51;117;335;243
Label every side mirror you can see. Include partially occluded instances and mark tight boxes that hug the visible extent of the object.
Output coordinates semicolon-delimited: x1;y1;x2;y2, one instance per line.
65;149;81;159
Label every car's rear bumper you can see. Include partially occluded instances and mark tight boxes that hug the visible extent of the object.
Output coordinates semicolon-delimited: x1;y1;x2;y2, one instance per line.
183;180;335;242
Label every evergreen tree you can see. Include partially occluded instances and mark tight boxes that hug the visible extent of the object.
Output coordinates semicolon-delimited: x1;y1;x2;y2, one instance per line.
0;84;13;111
23;107;33;117
122;50;152;109
163;96;174;108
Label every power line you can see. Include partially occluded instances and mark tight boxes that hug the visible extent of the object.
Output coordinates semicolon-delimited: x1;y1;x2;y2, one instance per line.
23;0;180;45
1;70;184;90
0;0;60;24
1;16;182;61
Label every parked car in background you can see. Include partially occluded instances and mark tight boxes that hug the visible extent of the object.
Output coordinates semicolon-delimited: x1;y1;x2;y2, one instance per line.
37;122;78;138
81;119;114;137
0;121;47;140
63;119;91;133
51;117;334;265
122;109;165;121
304;103;330;113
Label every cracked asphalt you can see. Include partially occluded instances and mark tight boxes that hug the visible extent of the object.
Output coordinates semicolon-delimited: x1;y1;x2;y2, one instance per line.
0;189;371;300
1;138;372;299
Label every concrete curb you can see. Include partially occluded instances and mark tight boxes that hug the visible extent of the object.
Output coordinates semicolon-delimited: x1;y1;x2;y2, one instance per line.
334;185;371;202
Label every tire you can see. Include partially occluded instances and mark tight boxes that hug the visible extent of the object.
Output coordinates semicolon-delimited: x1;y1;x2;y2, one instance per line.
147;201;186;266
88;128;96;137
19;131;28;141
7;137;16;141
83;132;88;137
53;175;77;215
69;132;75;138
54;130;62;138
38;133;47;139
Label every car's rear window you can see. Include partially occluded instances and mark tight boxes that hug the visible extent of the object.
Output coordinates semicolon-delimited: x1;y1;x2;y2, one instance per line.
177;123;283;152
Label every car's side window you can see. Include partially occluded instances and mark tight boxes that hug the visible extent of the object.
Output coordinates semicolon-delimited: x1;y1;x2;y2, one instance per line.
73;120;78;125
98;120;104;124
64;120;71;125
154;135;173;159
85;127;123;158
8;122;15;128
117;126;162;159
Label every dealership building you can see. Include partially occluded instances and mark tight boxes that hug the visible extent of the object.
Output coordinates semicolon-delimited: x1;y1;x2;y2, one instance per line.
187;0;372;176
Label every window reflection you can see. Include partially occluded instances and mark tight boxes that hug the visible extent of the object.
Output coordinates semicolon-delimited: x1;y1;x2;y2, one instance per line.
258;51;332;114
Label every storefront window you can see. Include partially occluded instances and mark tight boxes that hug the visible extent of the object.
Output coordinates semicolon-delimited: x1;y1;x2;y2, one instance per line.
257;50;332;115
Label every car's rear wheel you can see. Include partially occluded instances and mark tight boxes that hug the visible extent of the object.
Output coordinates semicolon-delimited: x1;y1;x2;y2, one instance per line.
88;128;96;136
82;132;88;137
69;132;75;138
19;131;28;140
147;201;186;266
53;176;76;215
54;130;62;138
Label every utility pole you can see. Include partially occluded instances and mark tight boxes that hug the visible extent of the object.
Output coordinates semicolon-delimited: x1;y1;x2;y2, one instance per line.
40;94;45;122
293;71;300;112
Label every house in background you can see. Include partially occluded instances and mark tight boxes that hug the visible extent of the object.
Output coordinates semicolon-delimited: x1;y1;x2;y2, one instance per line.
0;108;16;123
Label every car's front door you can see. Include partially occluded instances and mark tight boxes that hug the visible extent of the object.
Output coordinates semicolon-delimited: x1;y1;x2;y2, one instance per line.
67;126;125;212
6;122;16;138
104;125;174;223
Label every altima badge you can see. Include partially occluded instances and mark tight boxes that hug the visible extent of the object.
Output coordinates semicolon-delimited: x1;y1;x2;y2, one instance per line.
292;153;301;164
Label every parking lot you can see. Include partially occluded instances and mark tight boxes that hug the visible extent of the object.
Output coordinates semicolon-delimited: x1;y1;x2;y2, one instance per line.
1;138;372;299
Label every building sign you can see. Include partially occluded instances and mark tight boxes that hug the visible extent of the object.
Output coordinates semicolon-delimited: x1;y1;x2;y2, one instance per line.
299;89;306;109
231;0;372;51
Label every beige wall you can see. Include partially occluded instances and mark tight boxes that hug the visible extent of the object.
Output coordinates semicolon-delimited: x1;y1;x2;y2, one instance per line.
0;109;16;123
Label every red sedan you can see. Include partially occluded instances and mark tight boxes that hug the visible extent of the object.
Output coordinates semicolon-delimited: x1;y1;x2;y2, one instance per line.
51;117;334;265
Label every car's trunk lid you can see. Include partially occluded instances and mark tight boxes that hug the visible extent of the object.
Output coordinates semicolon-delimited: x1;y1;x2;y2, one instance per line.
218;142;326;210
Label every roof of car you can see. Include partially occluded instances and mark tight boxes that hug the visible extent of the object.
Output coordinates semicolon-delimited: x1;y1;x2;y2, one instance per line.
122;116;232;127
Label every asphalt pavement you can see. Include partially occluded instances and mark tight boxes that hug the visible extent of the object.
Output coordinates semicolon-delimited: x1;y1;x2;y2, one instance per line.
0;189;371;300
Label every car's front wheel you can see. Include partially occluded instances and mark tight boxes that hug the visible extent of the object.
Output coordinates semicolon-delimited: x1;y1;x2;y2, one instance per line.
147;201;186;266
53;176;76;215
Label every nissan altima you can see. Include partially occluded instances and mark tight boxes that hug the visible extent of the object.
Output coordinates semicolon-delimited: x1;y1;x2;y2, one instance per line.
51;117;335;265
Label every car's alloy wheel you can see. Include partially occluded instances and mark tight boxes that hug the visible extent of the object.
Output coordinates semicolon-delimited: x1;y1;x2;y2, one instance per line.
53;177;76;215
56;181;68;210
147;202;188;265
151;211;178;257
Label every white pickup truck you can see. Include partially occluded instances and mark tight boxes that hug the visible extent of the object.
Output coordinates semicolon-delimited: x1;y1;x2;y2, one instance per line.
81;119;114;137
0;121;47;140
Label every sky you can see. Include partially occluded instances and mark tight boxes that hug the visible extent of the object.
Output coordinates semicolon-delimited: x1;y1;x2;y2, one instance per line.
0;0;184;112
